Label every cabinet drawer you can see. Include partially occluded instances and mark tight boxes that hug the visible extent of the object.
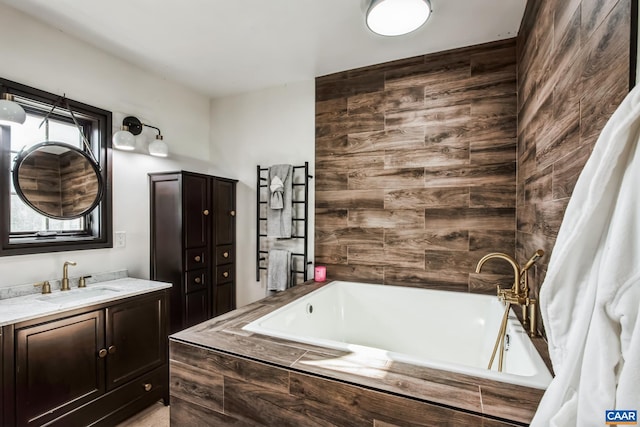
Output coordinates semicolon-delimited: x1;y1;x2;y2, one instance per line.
185;270;208;294
185;248;207;271
215;265;234;284
215;245;234;265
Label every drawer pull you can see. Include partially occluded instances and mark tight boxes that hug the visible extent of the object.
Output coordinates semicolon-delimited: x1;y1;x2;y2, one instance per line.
194;255;202;262
222;271;229;278
229;210;236;217
108;345;117;354
143;383;153;392
203;210;210;216
194;277;202;284
223;252;229;258
98;348;107;358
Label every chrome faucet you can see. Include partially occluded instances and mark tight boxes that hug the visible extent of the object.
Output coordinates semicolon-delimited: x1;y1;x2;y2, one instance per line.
62;261;77;291
475;250;544;372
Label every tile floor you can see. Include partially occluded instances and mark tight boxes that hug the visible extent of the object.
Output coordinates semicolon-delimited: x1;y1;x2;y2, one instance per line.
116;401;169;427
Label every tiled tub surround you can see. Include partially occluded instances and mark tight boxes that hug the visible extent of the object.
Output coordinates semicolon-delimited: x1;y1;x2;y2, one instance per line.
516;0;633;335
315;38;518;292
243;281;551;389
170;281;549;426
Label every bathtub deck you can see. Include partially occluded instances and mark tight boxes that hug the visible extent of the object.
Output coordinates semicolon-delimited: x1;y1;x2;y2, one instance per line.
170;281;549;426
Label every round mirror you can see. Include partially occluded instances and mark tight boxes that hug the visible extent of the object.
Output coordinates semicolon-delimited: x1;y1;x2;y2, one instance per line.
12;141;103;219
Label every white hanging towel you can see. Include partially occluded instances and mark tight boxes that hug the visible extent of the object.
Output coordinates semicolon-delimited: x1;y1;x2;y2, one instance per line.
531;86;640;426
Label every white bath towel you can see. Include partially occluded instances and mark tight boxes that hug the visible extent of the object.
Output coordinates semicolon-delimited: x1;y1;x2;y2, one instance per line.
531;86;640;426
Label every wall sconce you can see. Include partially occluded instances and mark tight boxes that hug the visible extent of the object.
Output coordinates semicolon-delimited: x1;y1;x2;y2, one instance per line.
0;92;27;125
366;0;432;36
112;116;169;157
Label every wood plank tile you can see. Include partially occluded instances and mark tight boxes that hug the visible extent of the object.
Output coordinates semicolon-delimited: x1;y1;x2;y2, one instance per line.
385;187;469;210
224;377;332;427
384;267;469;291
315;227;384;246
170;395;249;427
470;95;517;120
385;140;469;168
348;127;425;151
321;263;384;283
470;185;516;208
348;247;425;268
384;58;470;91
468;229;516;253
552;144;592;199
469;138;516;165
425;208;515;231
169;359;224;412
386;104;471;129
315;244;348;265
316;151;385;172
385;228;468;251
424;250;475;273
479;383;545;424
424;163;515;188
314;208;348;227
289;371;504;427
348;168;425;190
468;272;514;295
170;341;290;394
348;209;425;228
316;190;384;209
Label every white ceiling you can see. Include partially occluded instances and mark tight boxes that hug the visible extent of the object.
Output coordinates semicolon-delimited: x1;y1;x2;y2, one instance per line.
2;0;527;98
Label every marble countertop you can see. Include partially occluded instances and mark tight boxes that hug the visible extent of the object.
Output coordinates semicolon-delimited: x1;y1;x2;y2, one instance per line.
0;278;171;327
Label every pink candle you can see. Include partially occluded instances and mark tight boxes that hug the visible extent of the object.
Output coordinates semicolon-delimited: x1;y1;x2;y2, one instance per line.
314;266;327;282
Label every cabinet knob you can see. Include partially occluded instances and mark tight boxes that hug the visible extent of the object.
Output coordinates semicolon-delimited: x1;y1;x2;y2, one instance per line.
194;277;202;284
222;271;229;278
108;345;117;354
143;383;153;392
203;209;210;216
229;210;236;217
194;255;202;262
223;252;229;258
98;348;107;358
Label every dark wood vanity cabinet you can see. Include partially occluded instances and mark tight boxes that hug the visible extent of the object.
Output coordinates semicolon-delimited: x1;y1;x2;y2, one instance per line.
1;290;169;427
149;171;237;333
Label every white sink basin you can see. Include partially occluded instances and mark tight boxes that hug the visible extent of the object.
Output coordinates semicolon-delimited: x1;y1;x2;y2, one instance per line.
37;287;123;305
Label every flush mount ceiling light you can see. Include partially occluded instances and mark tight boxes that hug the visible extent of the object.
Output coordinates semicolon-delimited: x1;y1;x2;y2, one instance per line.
112;115;169;157
366;0;432;36
0;92;27;125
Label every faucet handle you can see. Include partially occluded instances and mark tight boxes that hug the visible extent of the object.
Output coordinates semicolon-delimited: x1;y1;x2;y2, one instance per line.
78;275;92;288
34;281;51;294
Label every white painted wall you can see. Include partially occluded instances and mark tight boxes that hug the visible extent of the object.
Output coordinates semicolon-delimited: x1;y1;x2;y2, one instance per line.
210;82;315;307
0;4;216;288
0;4;316;310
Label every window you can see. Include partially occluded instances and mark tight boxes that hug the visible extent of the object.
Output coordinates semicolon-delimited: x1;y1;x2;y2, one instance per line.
0;78;112;256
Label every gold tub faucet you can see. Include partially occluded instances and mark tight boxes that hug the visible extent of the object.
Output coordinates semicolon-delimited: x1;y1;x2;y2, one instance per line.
475;249;544;372
62;261;77;291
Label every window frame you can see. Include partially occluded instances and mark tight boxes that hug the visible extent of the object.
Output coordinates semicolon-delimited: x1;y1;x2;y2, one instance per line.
0;78;113;256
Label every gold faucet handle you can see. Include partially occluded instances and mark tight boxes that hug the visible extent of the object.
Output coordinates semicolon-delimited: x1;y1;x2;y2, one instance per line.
34;281;51;294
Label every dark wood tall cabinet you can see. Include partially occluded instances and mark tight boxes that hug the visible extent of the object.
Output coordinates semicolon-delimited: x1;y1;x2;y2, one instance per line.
149;171;237;333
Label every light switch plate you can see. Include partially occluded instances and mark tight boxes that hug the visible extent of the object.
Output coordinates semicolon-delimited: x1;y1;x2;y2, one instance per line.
115;231;126;248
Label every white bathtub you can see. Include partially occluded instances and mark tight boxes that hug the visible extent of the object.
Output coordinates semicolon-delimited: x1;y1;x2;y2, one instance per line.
243;281;552;389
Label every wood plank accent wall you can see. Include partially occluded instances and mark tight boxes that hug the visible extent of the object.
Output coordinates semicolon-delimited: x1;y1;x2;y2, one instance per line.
516;0;632;334
315;39;518;292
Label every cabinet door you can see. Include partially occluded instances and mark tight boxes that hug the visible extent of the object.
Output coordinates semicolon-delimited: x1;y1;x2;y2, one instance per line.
105;294;166;391
183;173;210;249
184;290;209;328
15;311;105;426
215;282;235;316
213;179;235;246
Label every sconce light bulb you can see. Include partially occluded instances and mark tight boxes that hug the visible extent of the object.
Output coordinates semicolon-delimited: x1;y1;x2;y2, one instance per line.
112;126;136;151
148;135;168;157
0;93;27;125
